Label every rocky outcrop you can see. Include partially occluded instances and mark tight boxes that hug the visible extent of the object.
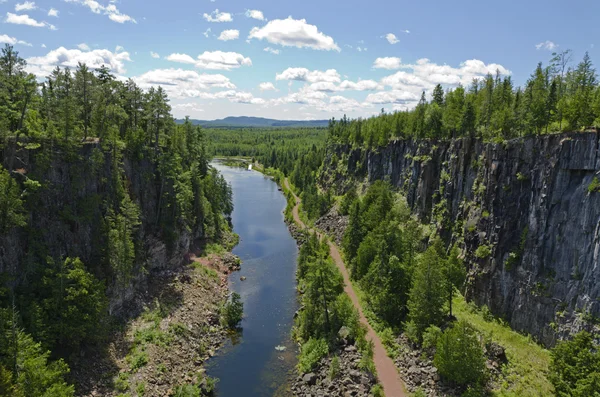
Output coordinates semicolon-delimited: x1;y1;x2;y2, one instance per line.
320;132;600;346
291;344;377;397
315;206;348;246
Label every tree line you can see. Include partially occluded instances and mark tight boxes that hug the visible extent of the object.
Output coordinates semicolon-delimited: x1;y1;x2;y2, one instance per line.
329;50;600;147
0;44;233;396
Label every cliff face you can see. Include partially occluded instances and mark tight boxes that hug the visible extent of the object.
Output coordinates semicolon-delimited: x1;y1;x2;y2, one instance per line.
0;142;199;314
321;132;600;346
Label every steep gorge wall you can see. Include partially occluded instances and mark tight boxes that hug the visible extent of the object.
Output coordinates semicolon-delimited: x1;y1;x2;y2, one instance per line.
321;132;600;346
0;142;199;314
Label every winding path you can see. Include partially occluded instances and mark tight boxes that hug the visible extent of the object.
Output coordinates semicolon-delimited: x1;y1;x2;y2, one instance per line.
284;178;406;397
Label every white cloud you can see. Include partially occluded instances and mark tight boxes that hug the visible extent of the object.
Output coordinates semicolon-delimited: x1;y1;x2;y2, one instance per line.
338;79;381;91
134;68;236;99
203;28;211;38
166;50;252;70
77;43;90;51
402;29;410;34
203;9;232;22
276;67;341;83
150;51;159;58
41;43;46;48
245;9;264;20
0;34;31;46
218;29;239;41
26;46;132;77
63;0;136;24
357;47;367;52
365;90;419;105
373;57;402;70
264;47;280;55
5;12;56;29
48;8;59;17
385;33;399;44
172;103;204;115
15;1;36;11
249;17;340;51
535;40;558;51
259;82;276;91
115;45;124;52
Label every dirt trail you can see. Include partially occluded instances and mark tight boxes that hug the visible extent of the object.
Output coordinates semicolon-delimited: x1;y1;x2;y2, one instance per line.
284;179;406;397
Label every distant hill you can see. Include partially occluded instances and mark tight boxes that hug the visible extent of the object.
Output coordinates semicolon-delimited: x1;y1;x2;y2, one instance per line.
174;116;329;128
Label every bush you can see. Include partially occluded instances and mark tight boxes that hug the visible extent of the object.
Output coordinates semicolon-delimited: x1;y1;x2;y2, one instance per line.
221;292;243;329
549;331;600;396
328;356;340;380
422;325;442;351
474;245;492;259
589;177;600;193
371;384;385;397
298;338;329;373
434;320;486;387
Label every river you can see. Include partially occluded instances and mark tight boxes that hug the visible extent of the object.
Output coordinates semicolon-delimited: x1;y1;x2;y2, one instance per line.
206;162;299;397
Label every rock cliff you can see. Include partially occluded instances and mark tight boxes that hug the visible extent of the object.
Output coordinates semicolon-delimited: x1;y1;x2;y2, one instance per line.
0;142;201;314
320;132;600;345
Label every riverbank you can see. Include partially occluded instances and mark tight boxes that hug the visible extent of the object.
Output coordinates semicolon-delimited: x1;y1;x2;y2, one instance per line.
72;237;240;397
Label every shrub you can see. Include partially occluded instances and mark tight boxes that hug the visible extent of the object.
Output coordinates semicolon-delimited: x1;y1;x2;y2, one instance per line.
371;384;385;397
328;356;340;380
221;292;243;329
434;320;486;387
298;338;329;373
588;177;600;193
474;245;492;259
422;325;442;352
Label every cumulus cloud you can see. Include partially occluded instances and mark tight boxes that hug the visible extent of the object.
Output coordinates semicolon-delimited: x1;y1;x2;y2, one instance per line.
77;43;90;51
259;82;276;91
276;67;341;83
218;29;239;41
385;33;399;44
245;9;264;20
203;28;211;38
48;8;59;17
203;9;232;22
264;47;280;55
172;103;204;113
373;57;402;70
15;1;36;11
166;50;252;70
249;17;340;51
150;51;160;58
5;12;56;29
365;90;419;105
134;68;236;98
536;40;558;51
26;46;132;77
0;34;31;46
63;0;136;23
338;79;382;91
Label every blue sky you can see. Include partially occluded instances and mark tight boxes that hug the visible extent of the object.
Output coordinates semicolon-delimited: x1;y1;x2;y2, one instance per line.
2;0;599;120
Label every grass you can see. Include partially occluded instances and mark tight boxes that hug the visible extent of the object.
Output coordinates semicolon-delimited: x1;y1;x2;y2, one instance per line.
453;295;553;397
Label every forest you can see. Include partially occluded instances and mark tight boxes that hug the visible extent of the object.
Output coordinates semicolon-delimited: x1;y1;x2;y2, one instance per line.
0;44;233;396
328;51;600;147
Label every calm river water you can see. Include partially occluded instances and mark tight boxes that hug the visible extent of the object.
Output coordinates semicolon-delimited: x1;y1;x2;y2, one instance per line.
206;162;299;397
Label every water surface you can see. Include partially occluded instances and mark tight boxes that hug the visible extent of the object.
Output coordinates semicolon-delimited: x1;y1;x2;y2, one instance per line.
206;162;298;397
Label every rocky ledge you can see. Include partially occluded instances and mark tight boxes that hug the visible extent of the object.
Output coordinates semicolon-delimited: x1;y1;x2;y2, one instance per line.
291;344;377;397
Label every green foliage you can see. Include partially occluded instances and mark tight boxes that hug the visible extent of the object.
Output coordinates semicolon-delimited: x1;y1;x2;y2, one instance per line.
474;244;492;259
0;165;27;231
407;240;447;341
38;257;108;350
434;320;486;387
371;384;385;397
549;331;600;396
588;177;600;193
221;292;243;329
422;325;442;352
298;338;329;373
328;355;340;380
113;373;130;392
126;347;148;372
328;51;600;146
